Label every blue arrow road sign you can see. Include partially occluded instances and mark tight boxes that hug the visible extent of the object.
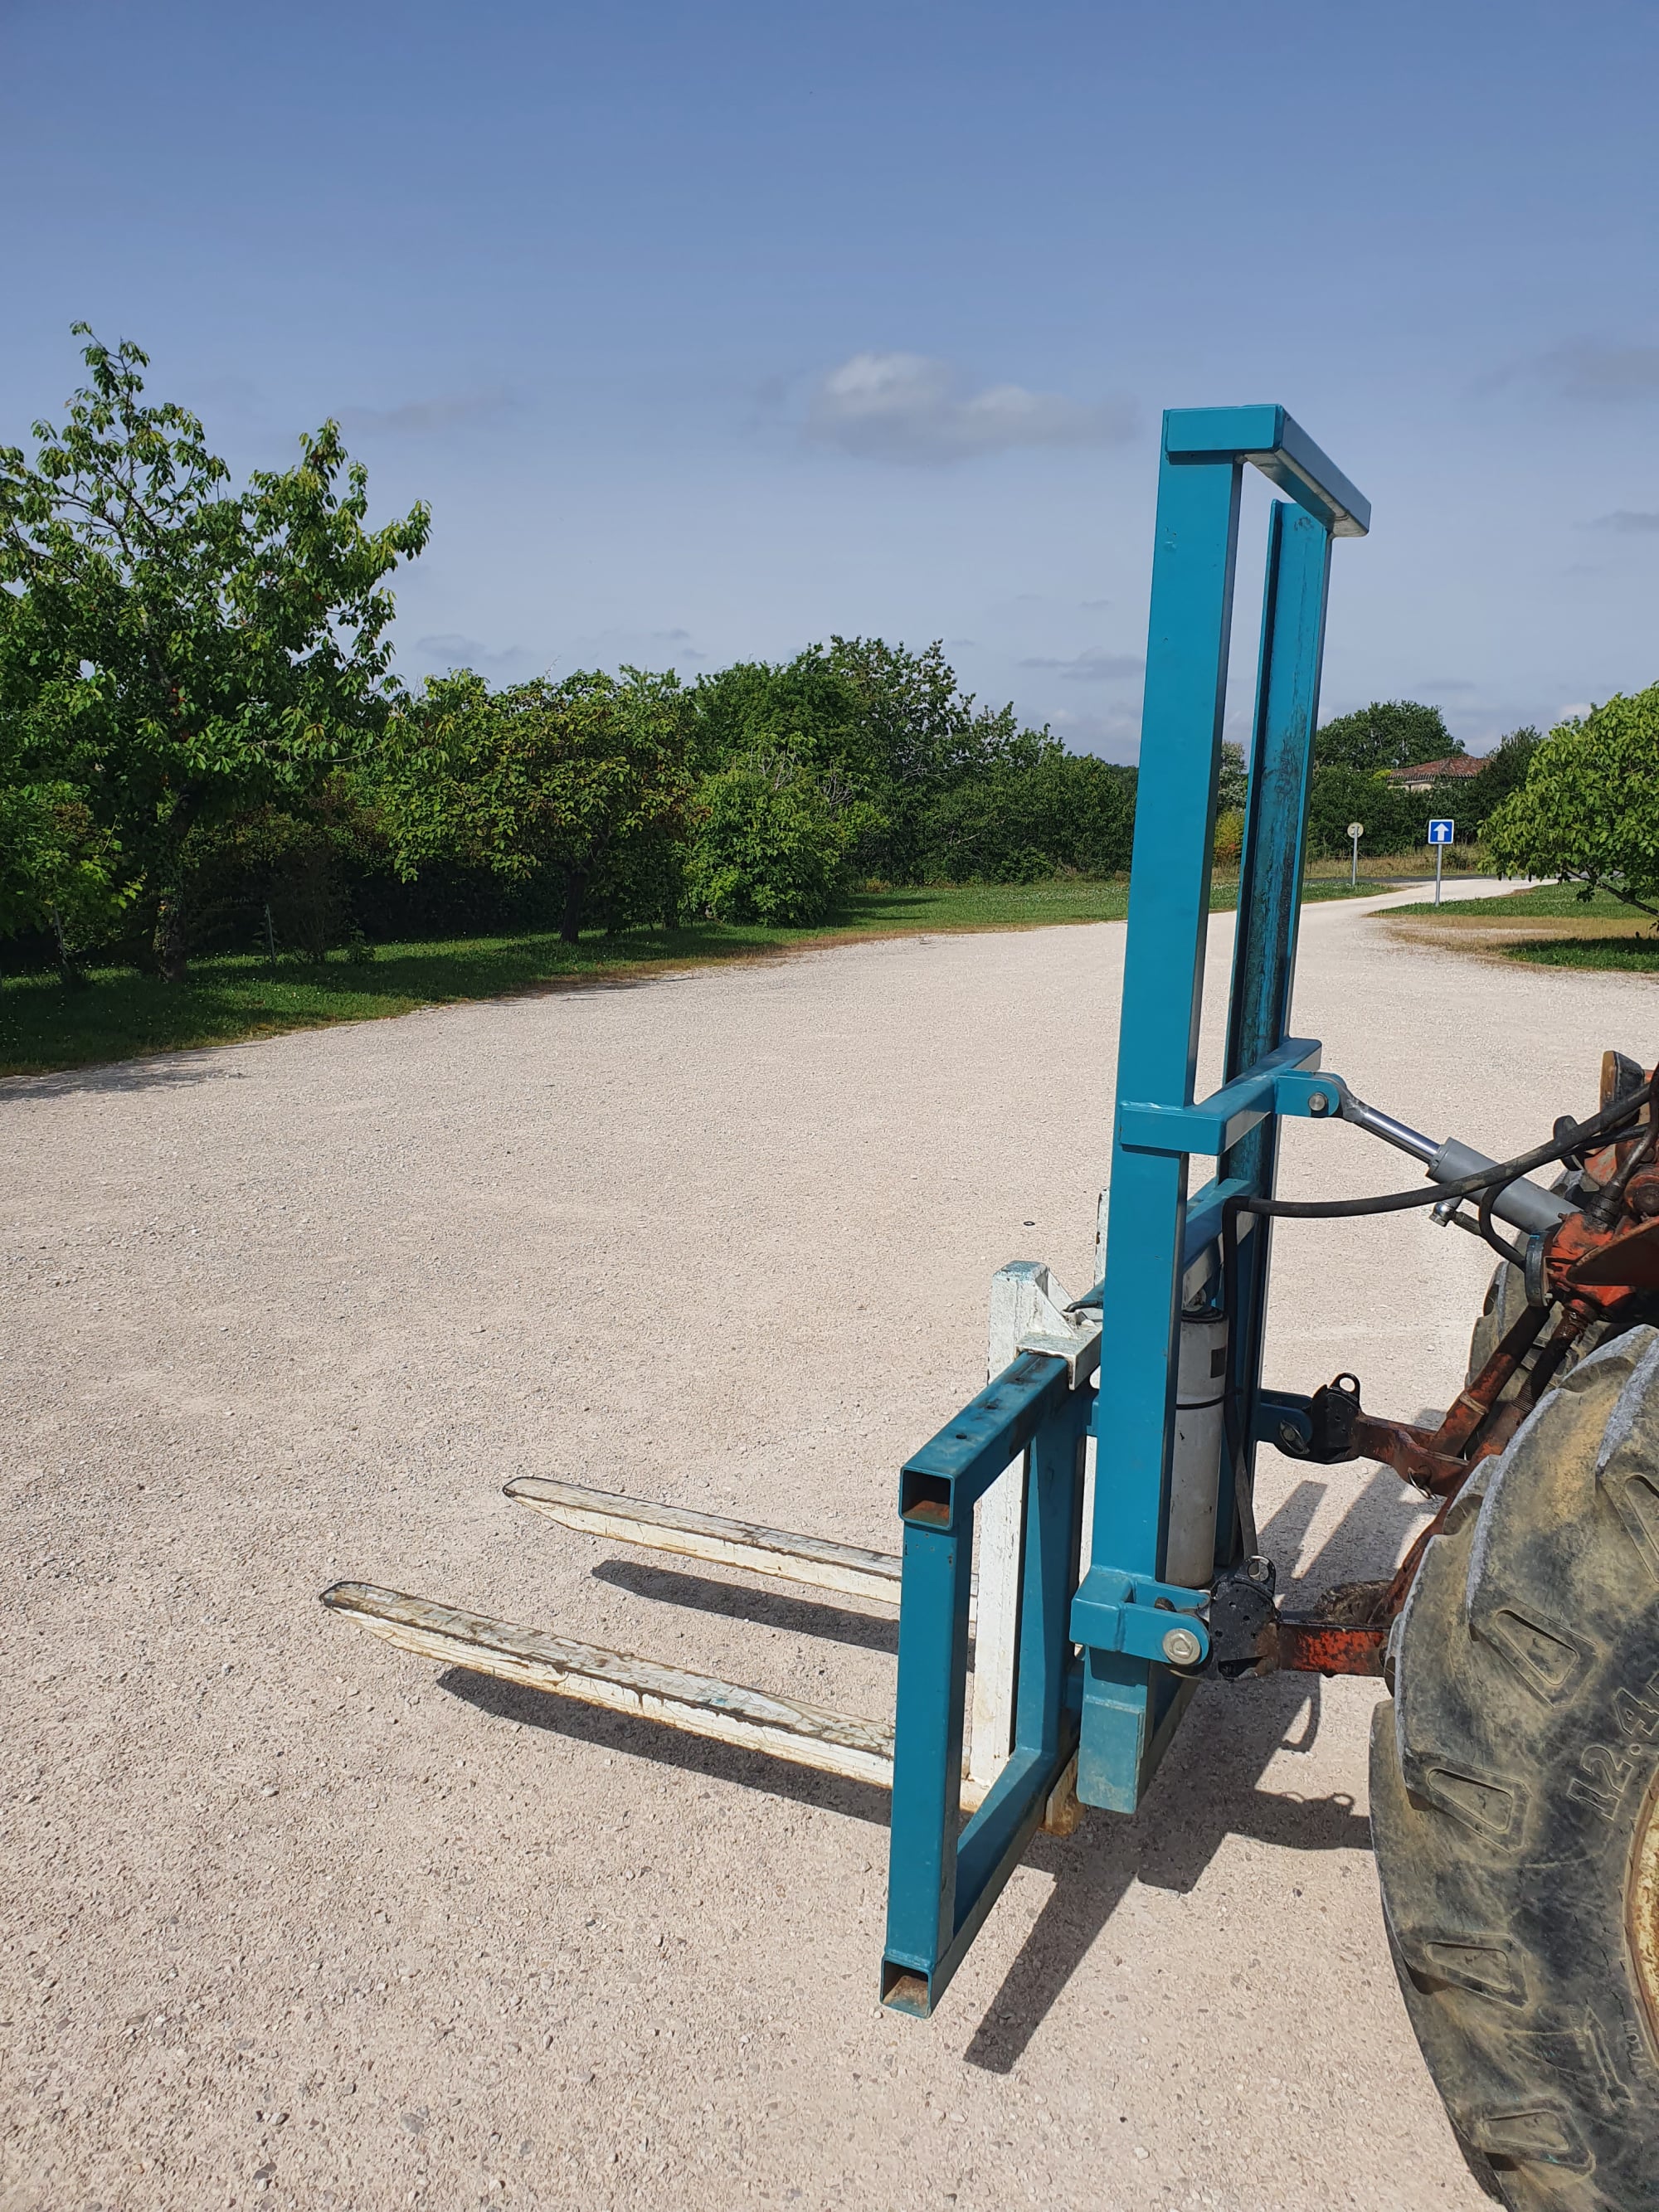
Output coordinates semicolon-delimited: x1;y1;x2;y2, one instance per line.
1428;818;1454;845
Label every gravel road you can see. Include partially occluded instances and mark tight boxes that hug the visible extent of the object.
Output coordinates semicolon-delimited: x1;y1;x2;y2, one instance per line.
5;885;1652;2212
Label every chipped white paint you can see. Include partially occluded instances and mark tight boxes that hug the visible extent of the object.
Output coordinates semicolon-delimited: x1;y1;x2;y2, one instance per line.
324;1582;898;1787
322;1582;1082;1822
508;1479;903;1607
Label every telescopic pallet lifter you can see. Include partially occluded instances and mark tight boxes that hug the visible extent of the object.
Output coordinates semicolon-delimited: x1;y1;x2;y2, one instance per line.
328;408;1659;2212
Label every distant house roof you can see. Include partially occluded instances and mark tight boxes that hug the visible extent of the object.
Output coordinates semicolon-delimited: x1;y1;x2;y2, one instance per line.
1384;754;1484;789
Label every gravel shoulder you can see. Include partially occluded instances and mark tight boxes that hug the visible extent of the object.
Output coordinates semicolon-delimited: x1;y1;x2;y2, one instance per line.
4;879;1647;2212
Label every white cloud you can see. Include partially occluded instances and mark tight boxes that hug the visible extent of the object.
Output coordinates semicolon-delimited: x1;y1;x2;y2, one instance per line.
1019;647;1146;683
1558;702;1593;722
804;352;1136;465
1046;704;1141;761
1476;343;1659;407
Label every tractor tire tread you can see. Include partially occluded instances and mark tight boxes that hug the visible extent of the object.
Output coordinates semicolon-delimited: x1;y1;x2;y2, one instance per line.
1371;1325;1659;2212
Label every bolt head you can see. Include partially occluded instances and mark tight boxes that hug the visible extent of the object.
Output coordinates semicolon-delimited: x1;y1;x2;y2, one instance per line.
1161;1625;1204;1668
1307;1091;1331;1116
1278;1421;1305;1453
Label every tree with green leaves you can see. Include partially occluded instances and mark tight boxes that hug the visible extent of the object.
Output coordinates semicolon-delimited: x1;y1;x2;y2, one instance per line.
0;768;134;982
373;667;695;941
1216;740;1248;812
685;753;876;925
1486;688;1659;916
1462;725;1541;820
1314;699;1459;775
690;637;1054;882
0;329;430;980
917;751;1136;882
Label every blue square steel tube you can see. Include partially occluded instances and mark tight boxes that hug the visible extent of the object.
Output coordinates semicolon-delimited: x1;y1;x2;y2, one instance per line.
1080;436;1243;1813
1214;502;1334;1553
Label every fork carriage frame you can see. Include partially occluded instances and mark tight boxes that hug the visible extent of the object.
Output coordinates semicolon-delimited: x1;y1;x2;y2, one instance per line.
880;406;1371;2012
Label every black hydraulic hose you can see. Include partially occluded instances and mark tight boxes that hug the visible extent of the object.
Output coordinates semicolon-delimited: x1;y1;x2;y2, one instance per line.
1215;1066;1655;1558
1228;1067;1657;1228
1475;1184;1530;1272
1584;1086;1659;1227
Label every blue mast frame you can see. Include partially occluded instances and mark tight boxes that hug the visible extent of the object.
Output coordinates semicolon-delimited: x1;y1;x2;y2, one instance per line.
882;406;1368;2014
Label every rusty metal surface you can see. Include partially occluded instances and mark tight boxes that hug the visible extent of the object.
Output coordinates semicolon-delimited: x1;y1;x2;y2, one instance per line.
1268;1076;1659;1674
1276;1578;1392;1678
1276;1619;1387;1677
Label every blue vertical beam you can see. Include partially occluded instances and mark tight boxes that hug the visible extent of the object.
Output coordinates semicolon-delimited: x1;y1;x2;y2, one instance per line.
882;1508;972;2003
1214;502;1334;1560
1225;502;1333;1086
1078;435;1243;1812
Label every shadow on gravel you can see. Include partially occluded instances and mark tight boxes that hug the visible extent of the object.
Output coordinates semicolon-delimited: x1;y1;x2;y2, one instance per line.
441;1665;894;1827
591;1556;901;1654
0;1055;238;1099
961;1467;1427;2073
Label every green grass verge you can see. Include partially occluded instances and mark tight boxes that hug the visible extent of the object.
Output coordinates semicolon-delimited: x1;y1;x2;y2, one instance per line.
0;873;1382;1078
1507;939;1659;973
1387;882;1645;919
1383;879;1659;972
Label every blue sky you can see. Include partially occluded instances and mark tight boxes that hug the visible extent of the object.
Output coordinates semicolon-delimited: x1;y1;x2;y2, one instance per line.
3;0;1656;761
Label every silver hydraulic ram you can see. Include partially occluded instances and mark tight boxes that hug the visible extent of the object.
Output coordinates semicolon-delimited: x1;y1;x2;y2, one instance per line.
1335;1088;1574;1237
1166;1310;1229;1587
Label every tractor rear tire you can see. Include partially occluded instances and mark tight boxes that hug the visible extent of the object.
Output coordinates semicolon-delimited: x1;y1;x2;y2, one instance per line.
1371;1326;1659;2210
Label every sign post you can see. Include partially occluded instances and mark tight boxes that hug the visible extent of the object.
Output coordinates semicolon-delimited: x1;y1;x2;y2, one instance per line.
1347;820;1364;889
1427;817;1454;907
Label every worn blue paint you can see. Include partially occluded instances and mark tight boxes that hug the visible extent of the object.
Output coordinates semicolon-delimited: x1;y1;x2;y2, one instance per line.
1214;501;1337;1551
1068;1568;1211;1665
897;1349;1078;1528
883;404;1367;2002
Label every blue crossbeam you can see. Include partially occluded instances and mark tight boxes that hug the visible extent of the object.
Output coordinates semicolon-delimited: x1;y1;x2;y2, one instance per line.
1117;1038;1335;1157
1165;406;1370;537
898;1349;1076;1530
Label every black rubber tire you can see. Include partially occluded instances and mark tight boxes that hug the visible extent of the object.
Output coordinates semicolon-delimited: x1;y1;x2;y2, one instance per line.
1372;1326;1659;2210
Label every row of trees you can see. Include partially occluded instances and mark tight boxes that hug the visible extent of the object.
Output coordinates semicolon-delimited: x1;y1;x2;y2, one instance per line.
1303;689;1659;920
375;644;1140;946
1;335;1136;984
1305;698;1541;858
8;332;1653;985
